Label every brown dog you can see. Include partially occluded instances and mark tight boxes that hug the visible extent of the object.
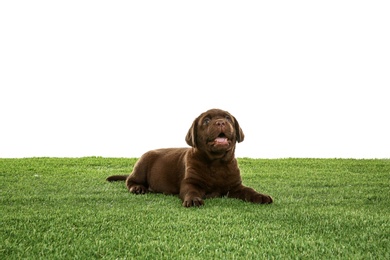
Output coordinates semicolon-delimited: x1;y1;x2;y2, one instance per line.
106;108;273;207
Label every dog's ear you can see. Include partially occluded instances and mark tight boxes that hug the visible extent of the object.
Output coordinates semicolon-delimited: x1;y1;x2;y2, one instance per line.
185;118;198;147
233;116;245;143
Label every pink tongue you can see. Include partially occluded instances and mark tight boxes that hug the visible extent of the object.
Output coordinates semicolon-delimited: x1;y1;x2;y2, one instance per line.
215;137;228;144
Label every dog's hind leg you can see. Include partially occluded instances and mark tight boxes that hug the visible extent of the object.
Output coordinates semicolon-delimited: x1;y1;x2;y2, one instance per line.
125;160;149;194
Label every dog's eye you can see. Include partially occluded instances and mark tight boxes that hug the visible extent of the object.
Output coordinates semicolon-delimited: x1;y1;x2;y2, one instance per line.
203;118;210;125
225;115;232;122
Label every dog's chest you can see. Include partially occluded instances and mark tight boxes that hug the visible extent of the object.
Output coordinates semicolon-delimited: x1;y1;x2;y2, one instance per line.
208;163;231;177
204;162;241;189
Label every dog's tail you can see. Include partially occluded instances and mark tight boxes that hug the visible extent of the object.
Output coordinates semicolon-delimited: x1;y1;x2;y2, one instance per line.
106;175;128;181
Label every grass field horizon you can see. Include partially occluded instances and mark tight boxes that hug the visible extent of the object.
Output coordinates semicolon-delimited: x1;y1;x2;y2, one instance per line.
1;157;389;259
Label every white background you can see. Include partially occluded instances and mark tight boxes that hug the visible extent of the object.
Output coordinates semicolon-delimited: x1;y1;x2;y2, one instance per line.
1;1;389;159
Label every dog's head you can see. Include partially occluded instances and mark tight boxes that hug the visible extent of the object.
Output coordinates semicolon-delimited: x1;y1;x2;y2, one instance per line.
185;109;244;159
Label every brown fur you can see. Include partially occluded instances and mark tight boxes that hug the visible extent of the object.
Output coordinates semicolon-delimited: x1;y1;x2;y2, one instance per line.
106;108;273;207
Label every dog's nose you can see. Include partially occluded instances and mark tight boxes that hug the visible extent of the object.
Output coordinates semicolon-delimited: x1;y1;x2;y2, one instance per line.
215;119;226;127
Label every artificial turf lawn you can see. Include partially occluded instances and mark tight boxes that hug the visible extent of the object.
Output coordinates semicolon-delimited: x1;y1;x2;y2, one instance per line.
1;157;389;259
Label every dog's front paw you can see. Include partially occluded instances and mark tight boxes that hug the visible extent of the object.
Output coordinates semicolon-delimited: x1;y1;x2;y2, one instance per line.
182;196;204;207
252;194;273;204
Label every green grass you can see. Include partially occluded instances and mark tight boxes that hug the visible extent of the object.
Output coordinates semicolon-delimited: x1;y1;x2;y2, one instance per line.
1;157;389;259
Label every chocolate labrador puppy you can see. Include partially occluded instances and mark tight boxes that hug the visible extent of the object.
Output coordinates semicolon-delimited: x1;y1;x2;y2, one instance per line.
106;108;273;207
